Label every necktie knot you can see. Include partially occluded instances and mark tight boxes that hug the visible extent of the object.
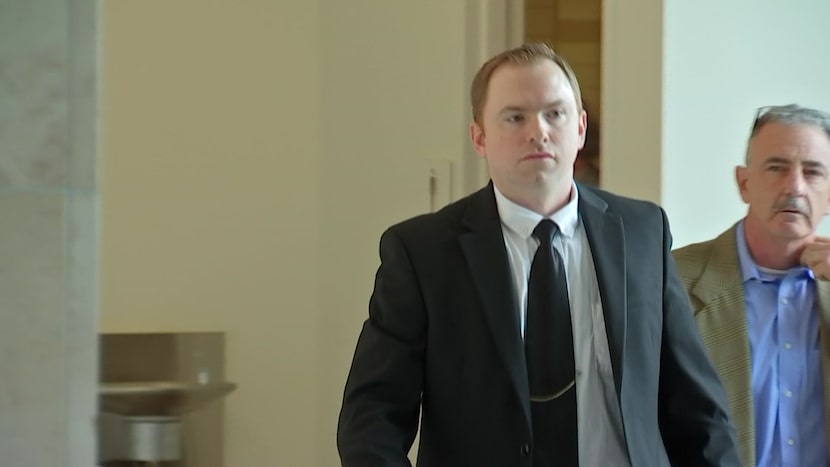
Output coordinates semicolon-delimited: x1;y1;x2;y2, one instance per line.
532;219;558;244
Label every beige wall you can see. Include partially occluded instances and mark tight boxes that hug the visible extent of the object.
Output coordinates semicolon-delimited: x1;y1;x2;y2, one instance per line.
100;1;320;465
101;1;483;465
600;0;664;204
316;2;471;464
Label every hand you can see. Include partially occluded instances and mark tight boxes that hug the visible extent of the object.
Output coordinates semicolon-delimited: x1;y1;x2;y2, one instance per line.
801;237;830;281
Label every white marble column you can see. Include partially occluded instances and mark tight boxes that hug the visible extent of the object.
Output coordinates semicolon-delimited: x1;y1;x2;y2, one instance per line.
0;0;99;465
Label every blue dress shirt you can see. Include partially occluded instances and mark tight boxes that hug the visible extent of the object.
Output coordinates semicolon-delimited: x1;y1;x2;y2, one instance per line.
737;222;827;467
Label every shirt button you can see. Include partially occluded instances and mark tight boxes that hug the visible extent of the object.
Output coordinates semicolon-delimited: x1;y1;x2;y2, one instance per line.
785;343;792;350
784;390;793;397
787;438;795;446
781;298;789;305
520;443;530;456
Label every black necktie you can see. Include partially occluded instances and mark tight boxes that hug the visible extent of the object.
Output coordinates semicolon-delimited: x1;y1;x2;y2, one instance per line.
526;219;578;467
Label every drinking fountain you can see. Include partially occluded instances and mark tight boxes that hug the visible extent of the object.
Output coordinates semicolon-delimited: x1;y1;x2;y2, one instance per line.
98;381;236;465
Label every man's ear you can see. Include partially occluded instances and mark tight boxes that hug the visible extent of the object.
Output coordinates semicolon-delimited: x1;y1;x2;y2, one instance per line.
470;121;486;158
736;165;750;204
577;110;588;149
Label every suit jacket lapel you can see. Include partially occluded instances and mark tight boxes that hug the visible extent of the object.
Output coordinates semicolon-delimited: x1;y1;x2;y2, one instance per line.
689;226;755;466
458;184;530;427
578;188;627;396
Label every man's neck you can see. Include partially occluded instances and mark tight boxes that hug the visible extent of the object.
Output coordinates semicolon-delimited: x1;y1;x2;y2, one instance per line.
742;218;811;270
503;182;573;217
492;170;576;217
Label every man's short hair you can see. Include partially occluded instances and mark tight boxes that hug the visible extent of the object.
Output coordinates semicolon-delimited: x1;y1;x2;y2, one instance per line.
470;42;583;124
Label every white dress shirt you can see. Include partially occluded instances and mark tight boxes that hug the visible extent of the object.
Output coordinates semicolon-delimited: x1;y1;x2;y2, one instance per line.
494;184;630;466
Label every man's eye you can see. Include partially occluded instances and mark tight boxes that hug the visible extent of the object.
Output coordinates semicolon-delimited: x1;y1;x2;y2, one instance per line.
506;114;523;123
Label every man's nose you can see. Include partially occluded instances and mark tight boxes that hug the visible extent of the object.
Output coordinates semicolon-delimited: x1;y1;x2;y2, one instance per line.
784;170;807;195
528;115;550;144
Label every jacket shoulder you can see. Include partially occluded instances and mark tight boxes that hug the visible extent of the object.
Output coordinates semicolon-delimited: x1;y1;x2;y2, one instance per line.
383;186;485;244
578;184;664;221
672;239;716;283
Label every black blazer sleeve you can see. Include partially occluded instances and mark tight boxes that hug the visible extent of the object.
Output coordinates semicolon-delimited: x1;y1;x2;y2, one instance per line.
656;208;741;466
337;227;425;467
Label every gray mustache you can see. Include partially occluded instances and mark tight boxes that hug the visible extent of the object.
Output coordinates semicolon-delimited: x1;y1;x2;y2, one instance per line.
774;196;810;215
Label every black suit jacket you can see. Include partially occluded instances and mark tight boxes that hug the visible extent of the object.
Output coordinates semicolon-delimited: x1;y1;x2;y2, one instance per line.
337;183;740;467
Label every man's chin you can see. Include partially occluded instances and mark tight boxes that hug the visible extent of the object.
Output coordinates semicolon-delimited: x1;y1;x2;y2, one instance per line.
771;221;814;240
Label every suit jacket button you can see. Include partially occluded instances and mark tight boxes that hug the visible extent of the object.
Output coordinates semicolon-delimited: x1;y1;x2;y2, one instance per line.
520;443;530;456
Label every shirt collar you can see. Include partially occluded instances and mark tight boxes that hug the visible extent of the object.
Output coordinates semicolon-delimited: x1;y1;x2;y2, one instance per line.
493;183;579;240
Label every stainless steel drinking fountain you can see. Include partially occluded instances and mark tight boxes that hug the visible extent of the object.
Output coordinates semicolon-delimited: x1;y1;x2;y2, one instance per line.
98;381;236;465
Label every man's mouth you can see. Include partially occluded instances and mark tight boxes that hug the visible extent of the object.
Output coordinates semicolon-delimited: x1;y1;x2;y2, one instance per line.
777;209;805;216
523;152;554;160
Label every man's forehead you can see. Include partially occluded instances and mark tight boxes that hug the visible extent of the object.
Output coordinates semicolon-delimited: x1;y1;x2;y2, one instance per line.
485;62;577;109
753;122;830;145
749;123;830;161
489;60;567;88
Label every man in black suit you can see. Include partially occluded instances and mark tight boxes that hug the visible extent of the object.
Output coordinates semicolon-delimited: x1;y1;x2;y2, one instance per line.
337;42;740;467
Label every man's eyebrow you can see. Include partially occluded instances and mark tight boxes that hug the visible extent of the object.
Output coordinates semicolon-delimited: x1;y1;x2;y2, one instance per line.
762;157;828;170
762;156;792;165
542;99;567;109
497;105;526;115
496;100;568;115
803;160;828;170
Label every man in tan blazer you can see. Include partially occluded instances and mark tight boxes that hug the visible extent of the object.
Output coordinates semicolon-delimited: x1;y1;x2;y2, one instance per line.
674;104;830;467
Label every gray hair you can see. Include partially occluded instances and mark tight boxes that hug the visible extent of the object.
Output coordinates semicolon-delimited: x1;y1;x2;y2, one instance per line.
746;104;830;163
